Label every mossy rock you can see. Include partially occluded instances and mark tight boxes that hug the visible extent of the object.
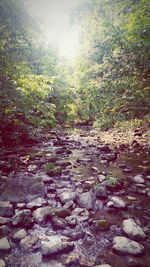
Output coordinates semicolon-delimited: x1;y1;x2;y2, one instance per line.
45;163;62;176
93;219;110;231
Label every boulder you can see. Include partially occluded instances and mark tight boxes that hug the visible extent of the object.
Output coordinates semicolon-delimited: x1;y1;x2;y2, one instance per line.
122;219;146;240
107;196;126;208
12;209;34;228
113;236;144;255
0;201;13;217
26;197;46;209
13;229;28;241
0;237;10;252
58;191;76;204
0;259;5;267
41;235;74;256
77;190;96;209
133;175;145;184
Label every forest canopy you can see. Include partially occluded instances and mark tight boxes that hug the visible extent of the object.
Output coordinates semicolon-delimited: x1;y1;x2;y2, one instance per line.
0;0;149;145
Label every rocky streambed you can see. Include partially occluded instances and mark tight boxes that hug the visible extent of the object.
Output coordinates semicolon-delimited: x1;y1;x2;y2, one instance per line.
0;127;150;267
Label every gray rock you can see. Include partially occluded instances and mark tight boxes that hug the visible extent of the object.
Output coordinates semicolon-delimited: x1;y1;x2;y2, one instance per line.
0;259;5;267
33;206;52;223
58;191;76;204
26;197;46;209
12;209;33;228
20;235;40;251
13;229;28;241
77;190;96;209
95;186;107;199
108;196;126;208
113;236;144;255
27;164;37;172
41;235;74;256
0;237;10;252
0;201;13;217
133;175;145;184
0;217;11;225
122;219;146;240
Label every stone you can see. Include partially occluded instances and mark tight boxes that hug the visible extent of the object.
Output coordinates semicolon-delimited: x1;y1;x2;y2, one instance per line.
0;237;10;252
58;191;76;204
13;229;28;241
113;236;144;255
60;254;77;265
27;164;37;172
109;196;126;208
41;235;74;256
122;219;146;240
0;217;11;225
78;256;95;266
52;217;67;229
0;259;5;267
95;265;111;267
20;235;40;251
26;197;46;209
95;186;108;199
133;175;145;184
33;206;52;223
98;175;106;182
63;229;85;240
12;209;34;228
77;190;96;209
93;219;110;231
0;201;13;217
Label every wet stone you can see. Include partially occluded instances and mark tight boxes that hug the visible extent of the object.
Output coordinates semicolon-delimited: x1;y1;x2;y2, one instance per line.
122;219;146;240
13;229;28;241
0;237;11;252
0;201;13;217
113;236;144;255
26;197;46;209
0;217;11;225
41;235;74;256
77;190;96;209
0;259;5;267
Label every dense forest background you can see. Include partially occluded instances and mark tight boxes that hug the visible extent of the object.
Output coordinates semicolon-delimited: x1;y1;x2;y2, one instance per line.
0;0;149;146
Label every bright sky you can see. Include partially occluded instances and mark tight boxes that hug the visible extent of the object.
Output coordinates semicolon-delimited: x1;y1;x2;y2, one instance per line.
25;0;85;60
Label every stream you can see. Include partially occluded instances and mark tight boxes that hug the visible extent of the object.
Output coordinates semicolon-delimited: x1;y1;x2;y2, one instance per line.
0;127;150;267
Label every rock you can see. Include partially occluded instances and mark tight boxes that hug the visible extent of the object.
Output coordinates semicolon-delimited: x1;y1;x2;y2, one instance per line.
0;201;13;217
101;153;117;162
63;229;85;240
20;235;40;251
92;219;110;231
0;217;11;225
95;186;108;199
41;235;74;256
78;256;95;266
77;190;96;209
0;237;10;252
65;216;77;227
60;253;77;265
98;175;106;182
27;164;37;172
127;257;143;267
97;145;111;153
58;191;76;204
13;229;28;241
12;209;34;228
92;167;98;171
0;259;5;267
26;197;46;209
52;217;67;229
109;196;126;208
122;219;146;240
95;265;111;267
33;206;52;223
133;175;145;184
113;236;144;255
33;206;70;223
0;225;10;235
